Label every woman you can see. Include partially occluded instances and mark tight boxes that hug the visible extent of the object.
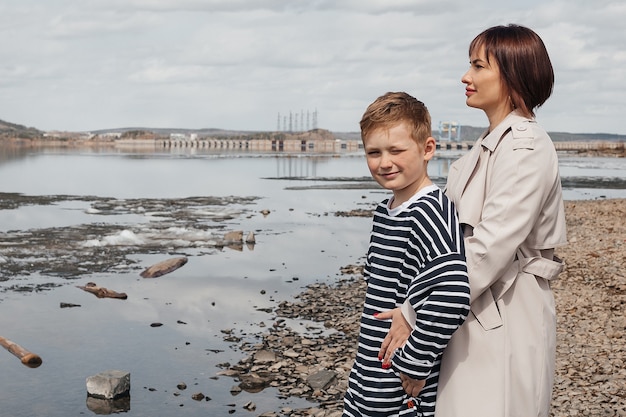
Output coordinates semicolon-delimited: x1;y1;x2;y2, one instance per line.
377;24;567;416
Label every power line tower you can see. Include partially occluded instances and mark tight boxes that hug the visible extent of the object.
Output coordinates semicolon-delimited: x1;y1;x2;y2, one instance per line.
438;121;461;142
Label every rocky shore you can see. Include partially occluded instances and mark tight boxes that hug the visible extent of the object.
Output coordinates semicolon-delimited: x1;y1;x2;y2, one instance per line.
225;198;626;417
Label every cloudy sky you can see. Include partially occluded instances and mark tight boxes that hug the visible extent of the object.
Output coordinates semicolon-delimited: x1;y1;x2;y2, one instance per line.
1;0;625;134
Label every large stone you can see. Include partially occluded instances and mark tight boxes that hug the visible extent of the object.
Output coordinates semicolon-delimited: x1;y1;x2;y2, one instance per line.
86;370;130;399
254;349;276;363
306;369;337;390
140;257;188;278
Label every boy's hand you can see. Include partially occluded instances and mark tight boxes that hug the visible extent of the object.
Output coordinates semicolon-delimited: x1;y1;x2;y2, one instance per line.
375;307;412;366
400;374;426;397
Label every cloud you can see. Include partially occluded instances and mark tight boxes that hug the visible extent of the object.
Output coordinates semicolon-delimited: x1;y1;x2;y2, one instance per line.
0;0;625;133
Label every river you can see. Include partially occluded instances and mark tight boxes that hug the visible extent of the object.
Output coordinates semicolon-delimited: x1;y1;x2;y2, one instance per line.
0;146;624;417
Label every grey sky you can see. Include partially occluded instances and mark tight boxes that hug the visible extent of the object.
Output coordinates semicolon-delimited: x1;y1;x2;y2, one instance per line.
1;0;624;134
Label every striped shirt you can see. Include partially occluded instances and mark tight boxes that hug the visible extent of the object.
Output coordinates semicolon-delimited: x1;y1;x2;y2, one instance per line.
344;185;470;417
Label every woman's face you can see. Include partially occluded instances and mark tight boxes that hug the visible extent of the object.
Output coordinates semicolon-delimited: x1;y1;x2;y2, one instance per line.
461;45;511;125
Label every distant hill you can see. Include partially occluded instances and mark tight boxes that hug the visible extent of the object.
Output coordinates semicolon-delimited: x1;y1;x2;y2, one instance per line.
546;131;626;142
90;126;259;137
333;127;626;143
433;125;626;143
1;118;625;142
0;119;42;138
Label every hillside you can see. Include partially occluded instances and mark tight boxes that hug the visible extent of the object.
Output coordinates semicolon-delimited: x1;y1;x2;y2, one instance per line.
0;119;42;138
1;118;625;143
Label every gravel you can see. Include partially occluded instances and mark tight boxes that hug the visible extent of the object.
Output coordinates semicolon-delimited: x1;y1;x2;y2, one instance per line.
226;199;626;417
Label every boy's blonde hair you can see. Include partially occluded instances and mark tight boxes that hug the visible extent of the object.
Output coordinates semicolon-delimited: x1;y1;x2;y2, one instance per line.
360;92;432;145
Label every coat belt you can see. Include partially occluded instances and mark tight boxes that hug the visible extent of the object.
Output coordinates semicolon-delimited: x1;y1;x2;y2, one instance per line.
518;254;564;280
473;253;564;331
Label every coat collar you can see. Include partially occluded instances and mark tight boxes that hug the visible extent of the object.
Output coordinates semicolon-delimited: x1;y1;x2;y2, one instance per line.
480;111;533;152
446;111;534;224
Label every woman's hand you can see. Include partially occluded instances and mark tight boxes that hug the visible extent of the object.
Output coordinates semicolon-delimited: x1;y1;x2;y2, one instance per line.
400;374;426;397
375;307;412;366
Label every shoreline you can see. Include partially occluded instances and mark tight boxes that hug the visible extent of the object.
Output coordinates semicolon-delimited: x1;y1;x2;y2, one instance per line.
1;138;624;158
226;198;626;417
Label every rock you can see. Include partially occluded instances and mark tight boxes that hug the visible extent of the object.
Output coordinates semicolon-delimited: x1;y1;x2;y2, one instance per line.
245;231;256;244
306;370;337;390
76;282;127;299
217;369;240;377
224;230;243;243
239;373;272;392
60;302;81;308
140;256;188;278
283;349;299;358
254;350;276;363
191;392;205;401
86;370;130;399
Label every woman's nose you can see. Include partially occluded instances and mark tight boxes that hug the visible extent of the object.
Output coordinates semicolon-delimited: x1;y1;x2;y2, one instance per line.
461;71;471;84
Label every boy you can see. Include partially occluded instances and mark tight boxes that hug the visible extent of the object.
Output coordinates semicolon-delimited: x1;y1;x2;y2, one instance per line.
343;92;470;417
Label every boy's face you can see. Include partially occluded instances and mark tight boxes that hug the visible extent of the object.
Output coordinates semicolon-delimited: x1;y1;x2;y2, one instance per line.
363;121;435;206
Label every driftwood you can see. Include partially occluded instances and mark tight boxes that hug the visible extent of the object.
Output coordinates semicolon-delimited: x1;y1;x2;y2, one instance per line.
77;282;127;299
140;257;188;278
0;336;43;368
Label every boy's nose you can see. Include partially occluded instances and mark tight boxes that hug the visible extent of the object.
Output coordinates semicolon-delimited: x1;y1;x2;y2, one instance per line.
380;152;393;168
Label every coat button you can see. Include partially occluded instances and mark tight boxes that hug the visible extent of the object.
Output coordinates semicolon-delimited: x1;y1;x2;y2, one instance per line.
516;125;527;131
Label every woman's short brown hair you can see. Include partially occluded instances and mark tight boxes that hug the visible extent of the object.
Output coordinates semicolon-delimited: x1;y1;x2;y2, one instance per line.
470;24;554;118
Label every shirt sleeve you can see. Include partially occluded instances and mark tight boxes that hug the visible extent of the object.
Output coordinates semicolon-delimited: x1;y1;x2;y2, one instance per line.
391;252;469;379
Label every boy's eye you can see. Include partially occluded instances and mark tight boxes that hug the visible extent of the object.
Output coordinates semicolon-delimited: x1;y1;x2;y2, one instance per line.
366;150;380;156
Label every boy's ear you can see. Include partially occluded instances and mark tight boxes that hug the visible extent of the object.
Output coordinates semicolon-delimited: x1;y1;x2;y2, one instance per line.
424;137;436;160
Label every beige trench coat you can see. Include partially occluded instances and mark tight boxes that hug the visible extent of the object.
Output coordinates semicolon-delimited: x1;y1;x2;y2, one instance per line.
403;112;567;416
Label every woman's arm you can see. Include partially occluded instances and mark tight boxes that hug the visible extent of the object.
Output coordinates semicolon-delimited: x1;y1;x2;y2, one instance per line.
462;125;558;302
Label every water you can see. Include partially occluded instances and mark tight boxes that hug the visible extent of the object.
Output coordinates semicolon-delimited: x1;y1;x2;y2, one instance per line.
0;147;624;417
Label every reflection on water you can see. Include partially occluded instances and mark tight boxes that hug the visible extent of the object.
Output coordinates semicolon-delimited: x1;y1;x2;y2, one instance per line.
86;395;131;414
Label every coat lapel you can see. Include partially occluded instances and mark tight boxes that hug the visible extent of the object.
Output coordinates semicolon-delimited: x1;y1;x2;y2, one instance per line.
448;136;483;200
446;111;530;228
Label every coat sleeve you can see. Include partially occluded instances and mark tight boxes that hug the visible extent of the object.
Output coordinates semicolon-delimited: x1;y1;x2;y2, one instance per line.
463;124;560;303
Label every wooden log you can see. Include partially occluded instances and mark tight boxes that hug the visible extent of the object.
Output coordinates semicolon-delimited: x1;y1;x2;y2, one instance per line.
77;282;128;299
140;257;188;278
0;336;43;368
